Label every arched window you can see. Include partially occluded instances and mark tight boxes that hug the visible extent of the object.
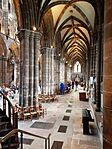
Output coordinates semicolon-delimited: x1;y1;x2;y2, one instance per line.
74;61;81;73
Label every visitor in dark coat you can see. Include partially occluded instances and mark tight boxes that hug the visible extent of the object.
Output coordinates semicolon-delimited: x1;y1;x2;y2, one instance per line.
60;82;65;95
72;81;74;89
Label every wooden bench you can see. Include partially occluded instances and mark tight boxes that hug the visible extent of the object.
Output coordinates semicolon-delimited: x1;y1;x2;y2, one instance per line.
82;109;94;135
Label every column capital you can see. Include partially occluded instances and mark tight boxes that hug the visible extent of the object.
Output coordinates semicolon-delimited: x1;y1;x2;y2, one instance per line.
34;31;42;40
29;31;35;38
40;47;50;54
40;47;55;55
17;29;31;41
51;48;55;53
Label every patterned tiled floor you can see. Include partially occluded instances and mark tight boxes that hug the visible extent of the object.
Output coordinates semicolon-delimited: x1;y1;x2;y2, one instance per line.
0;90;102;149
66;109;72;113
51;141;63;149
58;125;67;133
63;116;70;121
30;121;54;129
19;138;34;145
68;105;72;107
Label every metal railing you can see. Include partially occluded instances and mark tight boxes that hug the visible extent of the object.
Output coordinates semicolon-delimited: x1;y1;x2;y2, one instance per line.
0;129;51;149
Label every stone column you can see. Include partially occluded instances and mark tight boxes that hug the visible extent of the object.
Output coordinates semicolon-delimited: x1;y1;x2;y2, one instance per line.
0;56;2;85
90;45;94;76
2;1;8;35
41;47;55;95
67;65;71;81
93;33;97;78
103;1;112;148
58;58;61;84
17;31;23;106
51;48;55;94
60;59;65;83
33;32;42;104
48;48;51;94
54;55;60;93
89;43;96;103
65;63;68;84
29;32;34;106
92;43;97;103
17;29;30;107
81;61;86;79
41;47;49;94
86;55;90;90
2;55;7;84
95;26;102;112
13;62;17;85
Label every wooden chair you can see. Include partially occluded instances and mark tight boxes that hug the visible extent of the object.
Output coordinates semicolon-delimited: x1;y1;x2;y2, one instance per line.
37;103;45;117
30;106;38;120
22;107;32;121
15;104;32;121
15;103;23;120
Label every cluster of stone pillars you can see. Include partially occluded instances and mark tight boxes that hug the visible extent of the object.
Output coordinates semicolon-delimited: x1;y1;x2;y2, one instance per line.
17;29;42;107
17;29;63;105
59;59;65;83
17;28;73;106
88;24;103;112
40;47;55;95
18;29;73;106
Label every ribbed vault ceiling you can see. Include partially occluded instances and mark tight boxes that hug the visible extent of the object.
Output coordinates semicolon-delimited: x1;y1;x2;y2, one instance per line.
13;0;97;64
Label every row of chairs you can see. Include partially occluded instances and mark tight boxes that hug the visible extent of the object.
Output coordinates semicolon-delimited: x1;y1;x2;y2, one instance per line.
15;103;45;121
38;94;58;103
14;94;58;121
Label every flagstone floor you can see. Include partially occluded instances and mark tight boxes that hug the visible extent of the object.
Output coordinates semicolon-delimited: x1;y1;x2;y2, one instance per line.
17;91;102;149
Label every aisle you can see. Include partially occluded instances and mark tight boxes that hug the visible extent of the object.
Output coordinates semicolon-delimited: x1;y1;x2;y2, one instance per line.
18;91;101;149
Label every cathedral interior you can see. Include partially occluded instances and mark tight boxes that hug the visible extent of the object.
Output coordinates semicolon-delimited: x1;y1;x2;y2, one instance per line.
0;0;112;149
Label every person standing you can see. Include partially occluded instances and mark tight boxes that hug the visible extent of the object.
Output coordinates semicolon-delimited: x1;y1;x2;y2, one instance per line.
72;81;74;89
75;81;78;91
60;82;65;95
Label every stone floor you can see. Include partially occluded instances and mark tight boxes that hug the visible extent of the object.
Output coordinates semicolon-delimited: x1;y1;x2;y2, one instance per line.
19;91;102;149
0;91;102;149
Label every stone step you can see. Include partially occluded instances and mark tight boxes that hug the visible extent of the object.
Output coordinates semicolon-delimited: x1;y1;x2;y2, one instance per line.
0;128;12;137
2;142;19;149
